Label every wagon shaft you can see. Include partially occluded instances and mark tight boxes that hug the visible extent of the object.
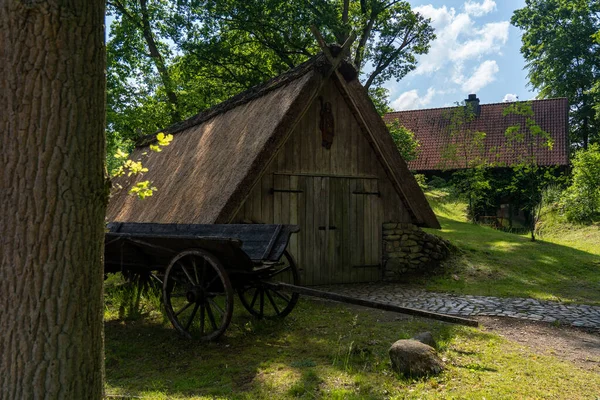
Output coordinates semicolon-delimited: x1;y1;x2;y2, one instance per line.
266;282;479;327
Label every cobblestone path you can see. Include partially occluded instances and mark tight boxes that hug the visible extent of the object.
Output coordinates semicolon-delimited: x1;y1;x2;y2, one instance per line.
320;283;600;329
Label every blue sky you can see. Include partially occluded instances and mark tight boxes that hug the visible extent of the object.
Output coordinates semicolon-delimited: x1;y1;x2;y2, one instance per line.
383;0;537;110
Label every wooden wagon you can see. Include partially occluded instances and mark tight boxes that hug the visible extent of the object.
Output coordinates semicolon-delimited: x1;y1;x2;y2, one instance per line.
105;222;477;341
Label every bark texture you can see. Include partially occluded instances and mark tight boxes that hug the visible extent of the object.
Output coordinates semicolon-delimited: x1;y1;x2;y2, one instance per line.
0;1;106;398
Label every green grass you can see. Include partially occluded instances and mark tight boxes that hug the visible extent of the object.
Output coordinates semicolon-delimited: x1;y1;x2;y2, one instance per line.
104;294;600;399
421;189;600;305
536;210;600;256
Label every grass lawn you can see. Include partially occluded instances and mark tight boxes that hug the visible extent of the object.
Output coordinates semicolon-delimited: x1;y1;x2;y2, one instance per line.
104;294;600;399
420;190;600;305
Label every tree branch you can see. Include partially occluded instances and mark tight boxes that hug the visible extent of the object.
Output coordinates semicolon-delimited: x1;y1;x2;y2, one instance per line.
139;0;180;122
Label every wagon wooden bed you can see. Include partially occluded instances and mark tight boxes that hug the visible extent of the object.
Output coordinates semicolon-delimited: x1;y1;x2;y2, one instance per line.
105;222;477;341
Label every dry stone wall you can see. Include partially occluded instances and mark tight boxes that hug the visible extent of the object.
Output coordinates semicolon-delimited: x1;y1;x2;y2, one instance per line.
382;222;451;280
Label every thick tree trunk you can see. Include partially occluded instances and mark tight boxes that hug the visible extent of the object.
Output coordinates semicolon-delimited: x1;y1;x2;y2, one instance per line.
0;1;106;399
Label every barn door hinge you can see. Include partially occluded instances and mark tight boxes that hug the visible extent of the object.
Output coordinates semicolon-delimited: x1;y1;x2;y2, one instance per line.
270;188;304;194
352;191;381;197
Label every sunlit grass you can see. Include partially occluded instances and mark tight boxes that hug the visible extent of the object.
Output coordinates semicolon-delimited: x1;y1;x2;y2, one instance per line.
104;294;600;399
422;190;600;305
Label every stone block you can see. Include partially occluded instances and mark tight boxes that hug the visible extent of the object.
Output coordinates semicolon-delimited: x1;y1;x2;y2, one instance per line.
383;223;398;230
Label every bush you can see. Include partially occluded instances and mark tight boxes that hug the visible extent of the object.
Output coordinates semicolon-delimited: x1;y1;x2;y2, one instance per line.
560;144;600;223
387;119;420;162
427;176;448;189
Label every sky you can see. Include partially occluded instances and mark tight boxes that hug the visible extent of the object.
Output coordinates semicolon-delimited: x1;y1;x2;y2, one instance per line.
383;0;537;111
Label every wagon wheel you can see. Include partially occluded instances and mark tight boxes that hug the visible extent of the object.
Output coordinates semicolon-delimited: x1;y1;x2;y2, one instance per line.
163;249;234;341
238;250;300;319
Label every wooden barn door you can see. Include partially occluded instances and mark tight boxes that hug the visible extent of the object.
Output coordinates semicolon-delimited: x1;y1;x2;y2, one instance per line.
272;174;382;285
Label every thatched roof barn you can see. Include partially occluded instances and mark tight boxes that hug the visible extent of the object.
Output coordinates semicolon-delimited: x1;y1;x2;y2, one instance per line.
107;53;440;285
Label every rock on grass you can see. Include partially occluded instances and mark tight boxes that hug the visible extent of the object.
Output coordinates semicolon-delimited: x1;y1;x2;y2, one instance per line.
389;339;444;377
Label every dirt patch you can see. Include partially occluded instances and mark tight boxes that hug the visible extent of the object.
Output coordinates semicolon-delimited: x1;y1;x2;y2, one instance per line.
477;316;600;372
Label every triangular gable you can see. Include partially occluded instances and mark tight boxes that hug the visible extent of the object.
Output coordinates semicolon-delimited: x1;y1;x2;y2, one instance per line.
223;71;440;229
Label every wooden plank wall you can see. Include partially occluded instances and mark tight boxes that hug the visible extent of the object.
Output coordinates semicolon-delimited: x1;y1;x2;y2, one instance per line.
234;79;411;284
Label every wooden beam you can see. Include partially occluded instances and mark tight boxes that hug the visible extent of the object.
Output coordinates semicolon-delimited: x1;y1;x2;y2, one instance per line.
310;25;356;75
268;282;479;327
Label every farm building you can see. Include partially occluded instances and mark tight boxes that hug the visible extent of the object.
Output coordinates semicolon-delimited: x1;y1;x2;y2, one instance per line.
383;95;570;172
383;95;570;227
107;53;442;285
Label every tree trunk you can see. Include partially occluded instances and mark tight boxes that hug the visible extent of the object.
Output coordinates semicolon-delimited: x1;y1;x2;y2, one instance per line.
0;1;106;399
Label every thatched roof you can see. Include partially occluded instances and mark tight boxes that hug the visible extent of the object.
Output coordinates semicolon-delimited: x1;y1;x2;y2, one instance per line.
107;55;440;229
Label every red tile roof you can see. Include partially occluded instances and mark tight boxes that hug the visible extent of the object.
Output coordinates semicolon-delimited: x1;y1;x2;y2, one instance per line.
383;98;569;171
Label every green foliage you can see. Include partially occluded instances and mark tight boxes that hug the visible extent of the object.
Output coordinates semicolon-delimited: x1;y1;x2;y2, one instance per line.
512;0;600;148
111;132;173;199
560;144;600;222
427;176;448;189
368;86;393;116
451;166;491;223
503;102;561;240
386;118;420;162
413;173;427;190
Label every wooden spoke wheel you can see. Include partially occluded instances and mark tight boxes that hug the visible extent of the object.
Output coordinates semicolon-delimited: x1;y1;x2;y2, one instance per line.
238;250;300;319
163;249;233;341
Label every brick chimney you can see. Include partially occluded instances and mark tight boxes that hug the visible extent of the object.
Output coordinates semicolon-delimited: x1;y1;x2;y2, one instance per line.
465;94;481;116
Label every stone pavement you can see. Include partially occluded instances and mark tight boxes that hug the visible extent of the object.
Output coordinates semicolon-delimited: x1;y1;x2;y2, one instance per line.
319;283;600;330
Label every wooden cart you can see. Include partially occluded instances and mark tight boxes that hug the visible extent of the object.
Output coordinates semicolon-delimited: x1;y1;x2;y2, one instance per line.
105;222;477;341
105;222;301;341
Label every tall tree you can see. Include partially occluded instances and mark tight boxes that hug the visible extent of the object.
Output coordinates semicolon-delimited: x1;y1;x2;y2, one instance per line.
104;0;435;153
107;0;182;123
200;0;435;90
512;0;600;149
0;1;106;398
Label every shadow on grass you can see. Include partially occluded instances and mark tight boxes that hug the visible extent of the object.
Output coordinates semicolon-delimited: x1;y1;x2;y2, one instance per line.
423;216;600;304
104;297;489;399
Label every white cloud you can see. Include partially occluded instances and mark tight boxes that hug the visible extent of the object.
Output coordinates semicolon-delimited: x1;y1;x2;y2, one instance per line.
503;93;518;102
412;4;509;76
458;60;500;93
391;87;437;111
465;0;497;17
451;22;510;61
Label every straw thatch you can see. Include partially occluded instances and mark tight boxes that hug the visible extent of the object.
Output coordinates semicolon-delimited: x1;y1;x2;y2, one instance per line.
107;55;439;229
